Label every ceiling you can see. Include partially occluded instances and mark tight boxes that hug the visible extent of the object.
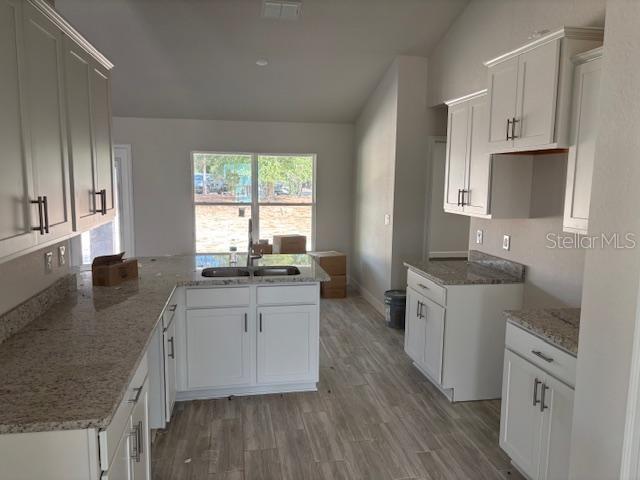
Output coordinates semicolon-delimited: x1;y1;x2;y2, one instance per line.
55;0;468;123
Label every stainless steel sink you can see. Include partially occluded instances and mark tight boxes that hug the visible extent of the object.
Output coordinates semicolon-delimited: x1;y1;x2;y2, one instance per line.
252;266;301;277
201;266;301;278
201;267;251;278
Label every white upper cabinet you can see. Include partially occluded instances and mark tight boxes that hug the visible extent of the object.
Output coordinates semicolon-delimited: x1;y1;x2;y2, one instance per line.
444;91;532;219
64;36;115;230
485;27;603;154
22;1;73;241
563;49;603;235
0;0;39;259
0;0;114;263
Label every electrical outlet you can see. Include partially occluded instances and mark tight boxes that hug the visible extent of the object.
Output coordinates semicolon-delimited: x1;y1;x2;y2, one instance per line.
58;245;67;266
384;214;391;225
476;229;483;245
44;251;53;273
502;234;511;251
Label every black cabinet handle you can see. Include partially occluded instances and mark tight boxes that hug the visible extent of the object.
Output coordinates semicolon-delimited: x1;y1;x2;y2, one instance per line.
533;378;541;406
168;336;175;359
259;313;263;332
532;350;554;363
457;189;462;206
244;313;248;333
511;117;519;139
506;118;512;140
128;386;143;404
95;189;107;215
540;383;549;412
42;195;49;233
31;196;45;235
460;189;468;207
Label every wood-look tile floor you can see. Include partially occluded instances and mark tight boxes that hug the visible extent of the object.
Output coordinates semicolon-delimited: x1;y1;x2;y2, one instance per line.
151;295;525;480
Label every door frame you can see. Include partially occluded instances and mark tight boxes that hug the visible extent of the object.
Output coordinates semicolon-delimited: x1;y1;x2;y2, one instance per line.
114;144;135;256
423;136;446;260
620;277;640;479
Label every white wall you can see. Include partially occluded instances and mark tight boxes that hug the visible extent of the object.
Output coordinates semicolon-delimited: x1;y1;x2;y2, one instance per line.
352;60;399;308
468;154;585;307
112;118;354;259
427;0;606;106
570;1;640;477
0;241;70;316
425;0;606;308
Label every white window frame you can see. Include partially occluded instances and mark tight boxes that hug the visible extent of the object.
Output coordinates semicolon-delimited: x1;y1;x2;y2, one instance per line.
191;151;317;254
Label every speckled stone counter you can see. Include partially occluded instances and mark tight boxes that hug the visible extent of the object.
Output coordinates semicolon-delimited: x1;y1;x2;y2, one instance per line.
403;250;525;286
504;308;580;356
0;254;328;434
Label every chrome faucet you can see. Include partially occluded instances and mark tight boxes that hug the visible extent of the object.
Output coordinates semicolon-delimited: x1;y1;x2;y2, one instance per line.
247;218;262;267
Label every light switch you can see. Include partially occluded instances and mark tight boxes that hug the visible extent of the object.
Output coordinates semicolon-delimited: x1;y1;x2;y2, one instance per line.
44;251;53;273
384;214;391;225
58;245;67;266
502;235;511;251
476;230;483;245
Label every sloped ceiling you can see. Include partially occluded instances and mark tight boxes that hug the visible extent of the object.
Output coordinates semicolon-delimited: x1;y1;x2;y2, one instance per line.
56;0;468;123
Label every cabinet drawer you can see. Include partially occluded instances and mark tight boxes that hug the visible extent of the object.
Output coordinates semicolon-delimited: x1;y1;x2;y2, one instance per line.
505;323;576;387
186;287;250;308
257;285;318;306
99;353;148;471
407;269;446;307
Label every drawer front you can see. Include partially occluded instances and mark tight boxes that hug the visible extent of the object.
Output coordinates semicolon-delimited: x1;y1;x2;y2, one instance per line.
186;287;250;308
505;323;576;387
257;285;319;306
407;269;446;307
99;353;148;471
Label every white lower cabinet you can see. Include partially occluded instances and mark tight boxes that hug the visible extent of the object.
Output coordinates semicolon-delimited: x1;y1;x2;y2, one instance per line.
177;284;320;398
185;307;252;389
163;317;177;421
130;379;150;480
404;267;523;401
101;431;130;480
257;305;319;384
404;288;444;384
500;327;575;480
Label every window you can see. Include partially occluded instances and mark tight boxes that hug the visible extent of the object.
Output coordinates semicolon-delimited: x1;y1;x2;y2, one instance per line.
193;152;315;253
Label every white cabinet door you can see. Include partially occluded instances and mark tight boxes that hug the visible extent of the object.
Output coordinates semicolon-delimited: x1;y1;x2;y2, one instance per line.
63;36;98;231
91;63;115;222
22;2;73;241
185;308;252;389
443;102;468;212
0;0;39;258
257;305;318;384
487;56;518;150
404;288;426;366
464;95;491;215
500;350;545;480
130;379;150;480
102;430;130;480
163;319;177;422
539;375;574;480
514;40;560;149
422;296;445;384
563;57;601;234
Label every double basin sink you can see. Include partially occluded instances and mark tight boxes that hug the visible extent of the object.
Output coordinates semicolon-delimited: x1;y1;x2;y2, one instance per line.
201;266;301;278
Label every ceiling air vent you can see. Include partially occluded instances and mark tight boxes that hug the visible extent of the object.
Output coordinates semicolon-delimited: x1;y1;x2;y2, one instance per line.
261;1;302;20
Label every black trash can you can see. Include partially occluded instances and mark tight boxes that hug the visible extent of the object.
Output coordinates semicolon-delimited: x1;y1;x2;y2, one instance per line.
384;290;407;329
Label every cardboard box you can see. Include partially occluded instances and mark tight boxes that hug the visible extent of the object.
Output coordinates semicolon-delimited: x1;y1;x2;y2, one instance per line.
92;253;139;286
309;251;346;276
321;274;347;299
272;235;307;254
252;244;273;255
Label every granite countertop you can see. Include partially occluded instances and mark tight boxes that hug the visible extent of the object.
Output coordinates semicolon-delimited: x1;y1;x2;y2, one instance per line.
0;254;328;434
404;250;525;286
504;308;580;356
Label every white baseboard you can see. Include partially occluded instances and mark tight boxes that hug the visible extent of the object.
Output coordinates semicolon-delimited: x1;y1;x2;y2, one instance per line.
176;382;317;401
349;277;385;315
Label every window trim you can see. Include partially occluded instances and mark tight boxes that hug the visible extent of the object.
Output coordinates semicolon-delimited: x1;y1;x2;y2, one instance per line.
190;151;317;254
